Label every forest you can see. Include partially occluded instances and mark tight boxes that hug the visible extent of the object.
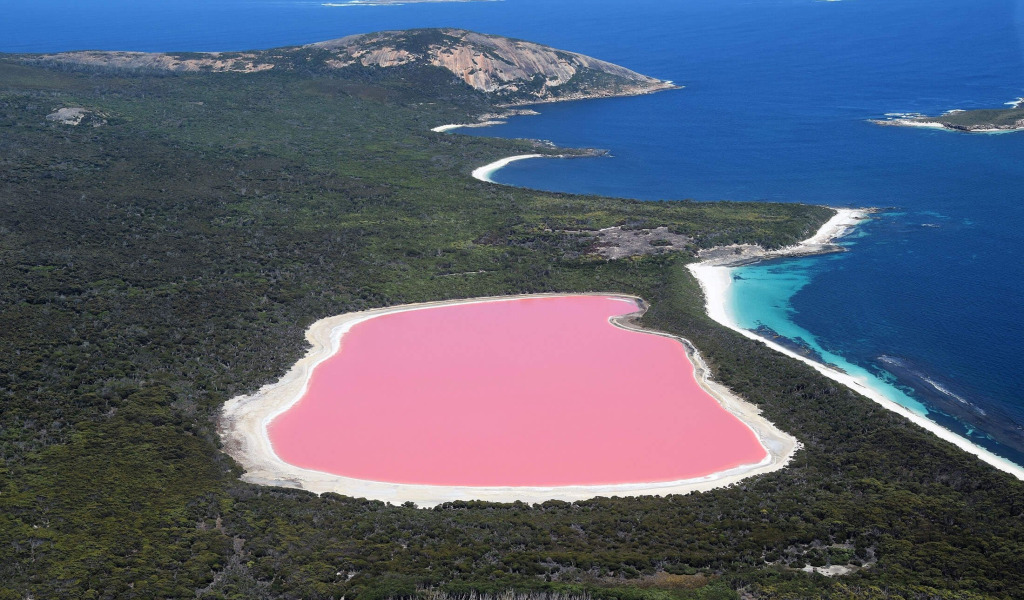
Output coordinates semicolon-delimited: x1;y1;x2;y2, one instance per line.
1;50;1022;600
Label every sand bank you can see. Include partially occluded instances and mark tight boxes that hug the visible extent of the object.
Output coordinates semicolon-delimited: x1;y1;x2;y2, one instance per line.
219;293;798;507
471;154;545;183
687;209;1024;480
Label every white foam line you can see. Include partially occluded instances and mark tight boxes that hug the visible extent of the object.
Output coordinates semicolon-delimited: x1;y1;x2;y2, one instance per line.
471;154;545;183
687;209;1024;481
219;293;798;507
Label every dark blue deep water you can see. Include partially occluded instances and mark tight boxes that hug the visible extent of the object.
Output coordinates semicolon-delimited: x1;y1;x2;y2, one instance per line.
4;0;1023;466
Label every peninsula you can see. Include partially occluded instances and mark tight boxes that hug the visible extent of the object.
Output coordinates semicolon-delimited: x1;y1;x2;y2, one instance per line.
29;28;677;106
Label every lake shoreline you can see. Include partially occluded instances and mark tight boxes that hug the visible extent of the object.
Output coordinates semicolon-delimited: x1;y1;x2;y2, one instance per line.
218;293;798;507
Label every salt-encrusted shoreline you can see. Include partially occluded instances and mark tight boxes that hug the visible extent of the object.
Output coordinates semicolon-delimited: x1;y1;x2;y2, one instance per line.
687;209;1024;481
219;293;798;507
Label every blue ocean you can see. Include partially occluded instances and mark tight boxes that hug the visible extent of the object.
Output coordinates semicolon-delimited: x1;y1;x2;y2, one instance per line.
4;0;1022;466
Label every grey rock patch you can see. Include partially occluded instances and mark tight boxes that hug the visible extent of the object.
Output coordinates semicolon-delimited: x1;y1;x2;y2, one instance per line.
592;225;692;259
46;107;107;127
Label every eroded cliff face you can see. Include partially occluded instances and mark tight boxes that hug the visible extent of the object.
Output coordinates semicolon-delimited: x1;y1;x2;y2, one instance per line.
311;28;675;102
26;28;675;104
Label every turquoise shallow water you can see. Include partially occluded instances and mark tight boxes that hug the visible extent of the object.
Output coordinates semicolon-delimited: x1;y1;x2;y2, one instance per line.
3;0;1023;466
729;252;930;417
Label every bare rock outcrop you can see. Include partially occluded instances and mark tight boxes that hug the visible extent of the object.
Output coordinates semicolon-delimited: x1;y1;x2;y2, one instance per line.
310;28;677;103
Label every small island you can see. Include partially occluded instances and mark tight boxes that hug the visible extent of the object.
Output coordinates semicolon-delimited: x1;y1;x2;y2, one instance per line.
872;99;1024;132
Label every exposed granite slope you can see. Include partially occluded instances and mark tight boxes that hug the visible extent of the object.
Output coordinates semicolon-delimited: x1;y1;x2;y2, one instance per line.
310;28;677;103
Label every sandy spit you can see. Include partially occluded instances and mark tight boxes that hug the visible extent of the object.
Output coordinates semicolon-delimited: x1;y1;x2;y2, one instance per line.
471;154;545;183
219;293;798;507
687;209;1024;480
431;120;506;132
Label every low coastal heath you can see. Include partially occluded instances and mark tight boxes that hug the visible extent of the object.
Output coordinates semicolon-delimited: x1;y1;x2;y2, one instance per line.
688;209;1024;481
219;293;798;507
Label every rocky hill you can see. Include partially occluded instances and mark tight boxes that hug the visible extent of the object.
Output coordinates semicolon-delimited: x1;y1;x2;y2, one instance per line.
308;28;677;103
25;28;676;105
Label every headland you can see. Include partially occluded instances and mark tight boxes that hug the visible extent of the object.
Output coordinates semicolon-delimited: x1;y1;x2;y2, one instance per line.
871;101;1024;133
687;209;1024;481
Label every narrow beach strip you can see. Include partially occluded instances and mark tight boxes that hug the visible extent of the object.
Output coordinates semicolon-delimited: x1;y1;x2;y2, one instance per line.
431;120;504;132
688;209;1024;480
471;154;545;183
219;293;798;507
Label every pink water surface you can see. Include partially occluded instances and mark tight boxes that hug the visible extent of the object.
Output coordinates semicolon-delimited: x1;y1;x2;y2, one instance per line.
268;296;767;486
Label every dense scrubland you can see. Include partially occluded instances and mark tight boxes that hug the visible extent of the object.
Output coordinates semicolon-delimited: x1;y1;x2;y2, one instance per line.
1;42;1023;600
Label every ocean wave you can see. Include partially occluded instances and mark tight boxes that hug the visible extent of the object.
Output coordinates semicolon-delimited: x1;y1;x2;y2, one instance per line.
877;354;905;367
922;377;986;415
877;355;986;416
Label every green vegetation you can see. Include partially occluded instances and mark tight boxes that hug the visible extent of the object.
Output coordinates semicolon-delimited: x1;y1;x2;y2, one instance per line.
1;44;1023;600
931;107;1024;130
897;106;1024;132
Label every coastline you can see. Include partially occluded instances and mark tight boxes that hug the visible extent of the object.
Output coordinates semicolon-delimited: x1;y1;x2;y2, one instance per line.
445;82;681;181
687;209;1024;481
471;154;546;183
431;120;505;133
431;110;542;133
497;80;681;108
433;81;679;134
691;208;866;268
870;115;1024;134
219;293;798;507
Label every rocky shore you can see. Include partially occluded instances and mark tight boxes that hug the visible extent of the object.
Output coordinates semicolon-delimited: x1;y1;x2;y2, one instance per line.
871;105;1024;133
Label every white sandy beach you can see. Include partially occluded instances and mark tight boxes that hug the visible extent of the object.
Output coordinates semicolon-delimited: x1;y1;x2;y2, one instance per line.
219;293;798;507
688;209;1024;481
431;120;505;133
471;154;545;183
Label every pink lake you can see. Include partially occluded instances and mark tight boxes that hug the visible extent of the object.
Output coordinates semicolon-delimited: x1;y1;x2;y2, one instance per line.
268;296;767;487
